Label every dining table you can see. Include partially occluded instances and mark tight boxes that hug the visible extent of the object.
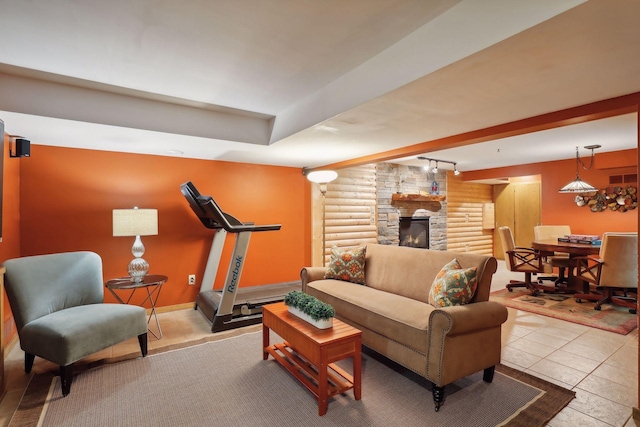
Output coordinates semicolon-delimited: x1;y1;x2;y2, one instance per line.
531;238;601;290
530;238;601;257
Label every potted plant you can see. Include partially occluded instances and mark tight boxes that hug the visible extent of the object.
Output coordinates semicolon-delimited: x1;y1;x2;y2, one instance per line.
284;291;335;329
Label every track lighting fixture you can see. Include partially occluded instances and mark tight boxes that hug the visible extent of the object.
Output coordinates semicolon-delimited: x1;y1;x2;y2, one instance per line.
417;156;458;175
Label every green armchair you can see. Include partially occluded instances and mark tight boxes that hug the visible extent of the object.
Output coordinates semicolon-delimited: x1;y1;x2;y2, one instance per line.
3;251;148;396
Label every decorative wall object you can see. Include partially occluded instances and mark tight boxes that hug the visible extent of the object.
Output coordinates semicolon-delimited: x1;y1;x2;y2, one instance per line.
575;186;637;212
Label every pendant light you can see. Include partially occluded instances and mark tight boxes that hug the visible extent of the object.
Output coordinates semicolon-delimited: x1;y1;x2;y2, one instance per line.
558;145;601;193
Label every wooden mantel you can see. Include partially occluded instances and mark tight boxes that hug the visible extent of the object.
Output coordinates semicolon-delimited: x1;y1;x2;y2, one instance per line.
391;193;446;202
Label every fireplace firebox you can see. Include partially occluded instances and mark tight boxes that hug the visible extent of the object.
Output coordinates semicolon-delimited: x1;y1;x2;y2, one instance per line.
399;217;429;249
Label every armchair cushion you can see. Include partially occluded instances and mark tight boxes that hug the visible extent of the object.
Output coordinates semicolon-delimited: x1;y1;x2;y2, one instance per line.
20;303;147;366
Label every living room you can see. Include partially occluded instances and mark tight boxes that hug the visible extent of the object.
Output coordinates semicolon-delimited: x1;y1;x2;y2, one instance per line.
0;1;639;426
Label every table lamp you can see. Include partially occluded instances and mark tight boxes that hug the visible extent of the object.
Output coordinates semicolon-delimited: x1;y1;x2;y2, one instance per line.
113;207;158;282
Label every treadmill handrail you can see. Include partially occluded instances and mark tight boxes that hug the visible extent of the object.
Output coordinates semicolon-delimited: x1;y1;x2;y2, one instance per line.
196;195;281;232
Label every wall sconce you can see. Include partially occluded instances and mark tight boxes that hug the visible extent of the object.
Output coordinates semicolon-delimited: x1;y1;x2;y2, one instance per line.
9;136;30;158
558;145;601;193
113;207;158;282
303;169;338;266
305;170;338;194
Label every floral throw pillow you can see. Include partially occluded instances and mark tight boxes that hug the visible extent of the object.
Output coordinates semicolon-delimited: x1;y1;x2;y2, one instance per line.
324;246;366;285
428;258;478;307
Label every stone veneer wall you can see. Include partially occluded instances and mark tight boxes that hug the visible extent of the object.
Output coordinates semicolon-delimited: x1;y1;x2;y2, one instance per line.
376;163;447;250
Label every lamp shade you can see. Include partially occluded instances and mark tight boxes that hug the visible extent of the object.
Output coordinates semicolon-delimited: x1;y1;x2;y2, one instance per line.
558;177;598;193
306;170;338;184
113;208;158;236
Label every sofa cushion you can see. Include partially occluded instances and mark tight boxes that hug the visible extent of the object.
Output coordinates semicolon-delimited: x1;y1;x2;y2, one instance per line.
324;246;366;285
428;259;477;307
306;279;432;354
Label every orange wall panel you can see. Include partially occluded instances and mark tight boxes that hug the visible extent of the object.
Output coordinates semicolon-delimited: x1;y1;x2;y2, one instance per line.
17;146;310;308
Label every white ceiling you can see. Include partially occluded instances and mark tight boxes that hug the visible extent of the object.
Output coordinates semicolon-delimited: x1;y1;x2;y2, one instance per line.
0;0;639;171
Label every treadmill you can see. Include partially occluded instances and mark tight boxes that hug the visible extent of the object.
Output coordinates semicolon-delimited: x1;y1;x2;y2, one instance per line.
180;181;301;332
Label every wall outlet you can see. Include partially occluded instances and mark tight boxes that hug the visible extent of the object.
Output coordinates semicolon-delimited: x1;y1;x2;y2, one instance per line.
188;274;196;285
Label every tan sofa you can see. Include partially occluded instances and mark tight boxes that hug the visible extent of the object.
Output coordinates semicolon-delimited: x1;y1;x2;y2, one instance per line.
301;243;507;411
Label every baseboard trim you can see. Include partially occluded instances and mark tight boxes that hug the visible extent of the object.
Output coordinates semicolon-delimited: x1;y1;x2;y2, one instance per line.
633;406;640;422
151;302;194;314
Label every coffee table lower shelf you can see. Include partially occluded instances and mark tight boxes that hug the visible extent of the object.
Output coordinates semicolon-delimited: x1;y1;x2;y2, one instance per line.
265;341;356;404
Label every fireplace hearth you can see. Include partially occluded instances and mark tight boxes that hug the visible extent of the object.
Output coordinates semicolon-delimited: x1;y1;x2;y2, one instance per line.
399;217;429;249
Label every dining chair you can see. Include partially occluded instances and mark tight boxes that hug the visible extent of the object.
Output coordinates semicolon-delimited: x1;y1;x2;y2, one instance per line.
2;251;149;396
573;232;638;314
498;226;556;295
533;225;572;286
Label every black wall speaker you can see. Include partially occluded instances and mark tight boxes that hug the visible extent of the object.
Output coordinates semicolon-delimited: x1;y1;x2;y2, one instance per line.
11;138;30;158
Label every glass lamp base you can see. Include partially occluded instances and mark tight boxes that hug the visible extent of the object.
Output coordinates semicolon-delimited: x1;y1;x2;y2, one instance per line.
128;257;149;283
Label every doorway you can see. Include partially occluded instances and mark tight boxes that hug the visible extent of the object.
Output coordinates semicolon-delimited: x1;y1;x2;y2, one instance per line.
494;180;542;259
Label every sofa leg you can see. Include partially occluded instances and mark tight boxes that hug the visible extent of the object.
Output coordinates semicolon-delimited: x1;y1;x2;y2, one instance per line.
432;385;445;412
483;366;495;383
25;353;35;373
60;364;73;396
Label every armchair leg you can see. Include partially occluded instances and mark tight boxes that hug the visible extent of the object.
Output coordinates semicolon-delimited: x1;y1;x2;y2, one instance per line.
60;364;73;396
432;384;445;412
25;353;35;373
483;366;495;383
138;332;148;357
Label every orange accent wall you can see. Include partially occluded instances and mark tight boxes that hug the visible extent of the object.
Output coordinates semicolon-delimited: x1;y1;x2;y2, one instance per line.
463;150;638;236
13;145;310;308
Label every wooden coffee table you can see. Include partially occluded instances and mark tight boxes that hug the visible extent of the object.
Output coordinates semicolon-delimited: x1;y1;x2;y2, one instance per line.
262;302;362;416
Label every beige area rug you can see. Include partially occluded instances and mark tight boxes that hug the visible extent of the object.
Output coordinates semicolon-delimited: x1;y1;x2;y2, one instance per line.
491;288;637;335
11;331;574;427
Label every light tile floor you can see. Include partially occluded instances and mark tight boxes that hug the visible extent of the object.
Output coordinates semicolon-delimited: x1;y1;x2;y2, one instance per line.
0;261;637;426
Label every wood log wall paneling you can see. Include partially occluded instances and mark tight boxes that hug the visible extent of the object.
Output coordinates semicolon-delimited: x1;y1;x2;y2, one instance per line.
323;165;378;264
446;172;494;255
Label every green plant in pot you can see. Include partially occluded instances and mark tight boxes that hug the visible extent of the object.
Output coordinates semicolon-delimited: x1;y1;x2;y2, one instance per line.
284;291;335;323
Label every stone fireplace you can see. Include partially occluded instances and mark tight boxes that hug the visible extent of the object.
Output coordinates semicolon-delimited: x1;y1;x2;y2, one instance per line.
376;163;447;251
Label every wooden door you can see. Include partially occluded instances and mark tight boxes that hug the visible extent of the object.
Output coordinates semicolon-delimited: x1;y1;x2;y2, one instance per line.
494;184;514;259
493;182;541;259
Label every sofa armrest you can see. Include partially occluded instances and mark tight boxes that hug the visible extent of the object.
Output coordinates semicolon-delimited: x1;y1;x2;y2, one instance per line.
427;301;508;386
429;301;508;337
300;267;327;291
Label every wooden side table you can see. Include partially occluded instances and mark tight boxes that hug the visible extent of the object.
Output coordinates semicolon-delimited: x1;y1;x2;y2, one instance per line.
262;302;362;416
106;274;168;339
